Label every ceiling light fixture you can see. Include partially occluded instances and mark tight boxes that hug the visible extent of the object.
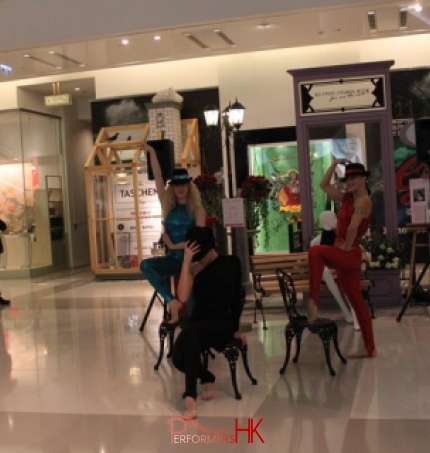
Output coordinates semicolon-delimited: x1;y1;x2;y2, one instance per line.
22;54;60;68
213;29;236;47
399;7;408;29
121;38;129;46
367;10;377;32
413;3;423;12
154;35;161;41
184;33;209;49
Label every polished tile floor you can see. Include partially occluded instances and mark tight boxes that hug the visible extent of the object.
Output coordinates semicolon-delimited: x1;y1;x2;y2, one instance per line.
0;271;429;452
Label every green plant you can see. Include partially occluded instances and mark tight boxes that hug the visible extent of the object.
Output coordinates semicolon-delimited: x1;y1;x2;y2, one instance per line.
360;230;405;270
240;175;272;247
193;174;224;222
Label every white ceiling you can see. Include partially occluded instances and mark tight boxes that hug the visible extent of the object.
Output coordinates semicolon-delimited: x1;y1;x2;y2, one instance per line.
1;2;430;99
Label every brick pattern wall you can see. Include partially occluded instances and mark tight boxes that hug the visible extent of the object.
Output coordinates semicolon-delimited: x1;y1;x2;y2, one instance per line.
147;102;182;164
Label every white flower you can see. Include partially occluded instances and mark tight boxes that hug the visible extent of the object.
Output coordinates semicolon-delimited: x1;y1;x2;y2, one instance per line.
378;255;385;261
379;244;386;250
392;262;399;269
385;263;391;269
387;247;394;254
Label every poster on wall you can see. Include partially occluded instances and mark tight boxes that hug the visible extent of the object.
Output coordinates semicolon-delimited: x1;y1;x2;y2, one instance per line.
409;178;430;224
114;172;162;268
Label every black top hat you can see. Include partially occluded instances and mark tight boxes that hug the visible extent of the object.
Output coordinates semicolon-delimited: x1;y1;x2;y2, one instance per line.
168;168;193;185
341;163;370;182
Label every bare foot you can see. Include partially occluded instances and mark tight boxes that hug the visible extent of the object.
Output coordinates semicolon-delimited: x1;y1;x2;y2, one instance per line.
201;383;214;401
183;396;197;419
347;349;376;359
307;299;318;323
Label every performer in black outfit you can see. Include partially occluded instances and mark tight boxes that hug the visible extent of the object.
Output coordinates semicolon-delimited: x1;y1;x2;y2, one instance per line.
172;226;245;419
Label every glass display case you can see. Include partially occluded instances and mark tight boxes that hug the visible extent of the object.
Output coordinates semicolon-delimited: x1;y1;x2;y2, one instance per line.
0;110;64;276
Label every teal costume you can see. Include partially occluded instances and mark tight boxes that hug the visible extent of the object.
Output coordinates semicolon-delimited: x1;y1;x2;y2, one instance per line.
140;204;195;303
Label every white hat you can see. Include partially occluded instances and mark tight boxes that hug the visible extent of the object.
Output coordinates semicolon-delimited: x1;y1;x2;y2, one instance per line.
319;211;337;230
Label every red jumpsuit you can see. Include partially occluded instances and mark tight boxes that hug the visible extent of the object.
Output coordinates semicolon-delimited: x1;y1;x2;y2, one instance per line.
309;193;375;356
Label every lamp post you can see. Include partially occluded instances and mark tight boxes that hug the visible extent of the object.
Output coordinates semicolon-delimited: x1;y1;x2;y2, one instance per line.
204;98;245;198
203;98;254;302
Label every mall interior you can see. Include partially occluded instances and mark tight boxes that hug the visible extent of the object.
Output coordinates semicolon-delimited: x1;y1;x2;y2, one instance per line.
1;1;430;451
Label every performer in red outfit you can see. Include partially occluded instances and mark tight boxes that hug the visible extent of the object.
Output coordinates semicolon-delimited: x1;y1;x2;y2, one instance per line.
308;160;375;359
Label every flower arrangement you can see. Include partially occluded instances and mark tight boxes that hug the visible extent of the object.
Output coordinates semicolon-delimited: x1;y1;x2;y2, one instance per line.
193;174;224;222
360;230;405;270
240;175;272;247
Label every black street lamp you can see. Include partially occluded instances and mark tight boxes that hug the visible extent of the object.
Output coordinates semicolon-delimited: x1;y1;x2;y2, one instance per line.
204;98;245;198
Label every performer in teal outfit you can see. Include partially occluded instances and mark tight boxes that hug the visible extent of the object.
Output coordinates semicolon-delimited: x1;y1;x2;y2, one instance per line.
139;142;206;323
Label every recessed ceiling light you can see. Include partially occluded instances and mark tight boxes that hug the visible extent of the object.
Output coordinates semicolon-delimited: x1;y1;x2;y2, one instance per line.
74;87;81;91
121;38;129;46
258;23;270;29
154;35;161;41
48;50;56;55
23;54;30;58
56;66;62;70
413;4;422;12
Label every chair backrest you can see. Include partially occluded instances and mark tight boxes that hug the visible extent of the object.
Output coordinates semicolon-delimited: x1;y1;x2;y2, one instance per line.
276;268;303;321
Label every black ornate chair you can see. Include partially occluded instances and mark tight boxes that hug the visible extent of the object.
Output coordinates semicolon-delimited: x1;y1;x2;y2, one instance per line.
276;268;347;376
202;337;258;400
155;286;258;399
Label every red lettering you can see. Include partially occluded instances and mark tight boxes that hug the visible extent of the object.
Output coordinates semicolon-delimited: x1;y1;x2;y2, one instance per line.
234;418;264;443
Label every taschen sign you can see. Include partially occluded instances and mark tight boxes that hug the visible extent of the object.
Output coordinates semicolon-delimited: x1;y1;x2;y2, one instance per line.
44;93;72;107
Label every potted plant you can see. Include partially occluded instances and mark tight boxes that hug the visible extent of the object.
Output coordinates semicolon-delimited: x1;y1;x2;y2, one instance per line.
359;229;406;306
240;175;272;247
360;229;405;270
193;173;224;225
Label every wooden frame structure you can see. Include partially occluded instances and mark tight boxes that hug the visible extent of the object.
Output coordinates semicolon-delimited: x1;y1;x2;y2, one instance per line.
84;121;201;277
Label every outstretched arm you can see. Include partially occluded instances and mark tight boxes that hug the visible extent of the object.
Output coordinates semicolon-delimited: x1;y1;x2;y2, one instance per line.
139;142;165;199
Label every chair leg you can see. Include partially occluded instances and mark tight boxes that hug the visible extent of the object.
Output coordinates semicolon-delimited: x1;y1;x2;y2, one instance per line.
154;323;168;371
240;344;258;385
254;297;267;330
317;326;336;376
280;324;295;374
293;327;304;363
139;290;158;333
166;329;175;358
332;325;347;364
223;346;241;400
202;350;209;370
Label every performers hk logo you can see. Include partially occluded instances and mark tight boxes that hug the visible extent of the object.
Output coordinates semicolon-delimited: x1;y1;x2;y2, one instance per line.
169;417;264;444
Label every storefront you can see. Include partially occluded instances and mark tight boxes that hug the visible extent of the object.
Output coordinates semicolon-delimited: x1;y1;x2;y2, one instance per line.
0;109;66;277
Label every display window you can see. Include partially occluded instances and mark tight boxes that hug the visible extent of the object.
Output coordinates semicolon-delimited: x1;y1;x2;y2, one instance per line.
248;140;331;253
0;110;63;273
